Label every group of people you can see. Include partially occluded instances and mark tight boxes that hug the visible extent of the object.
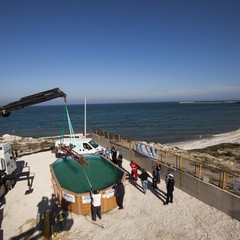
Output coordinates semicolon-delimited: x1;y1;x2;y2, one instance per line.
130;160;175;205
90;146;125;221
130;161;161;193
90;148;175;222
90;180;125;222
104;146;123;168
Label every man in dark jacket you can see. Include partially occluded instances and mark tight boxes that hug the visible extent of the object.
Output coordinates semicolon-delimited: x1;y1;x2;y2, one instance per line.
152;169;158;189
113;180;125;209
111;146;118;164
164;173;175;205
139;169;150;194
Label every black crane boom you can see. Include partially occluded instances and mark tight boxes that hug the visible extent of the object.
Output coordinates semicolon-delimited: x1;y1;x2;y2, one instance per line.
0;88;66;117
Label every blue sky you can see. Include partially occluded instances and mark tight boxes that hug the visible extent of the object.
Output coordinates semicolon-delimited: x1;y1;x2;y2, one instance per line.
0;0;240;105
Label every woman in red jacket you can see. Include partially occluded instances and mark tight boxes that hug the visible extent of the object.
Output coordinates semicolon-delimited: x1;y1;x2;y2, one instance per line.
130;161;138;181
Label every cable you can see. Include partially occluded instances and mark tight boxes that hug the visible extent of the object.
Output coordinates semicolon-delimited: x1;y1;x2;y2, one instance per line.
65;103;75;139
82;167;93;189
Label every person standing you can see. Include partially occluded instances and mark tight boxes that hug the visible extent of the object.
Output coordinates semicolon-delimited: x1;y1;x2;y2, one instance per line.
111;146;117;164
113;180;125;209
156;161;161;184
91;189;102;221
105;147;110;159
55;210;66;232
130;161;138;181
117;153;123;168
164;173;175;205
139;169;150;194
152;169;158;189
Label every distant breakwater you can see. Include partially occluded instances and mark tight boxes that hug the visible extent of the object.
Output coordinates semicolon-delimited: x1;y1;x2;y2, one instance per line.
179;100;240;104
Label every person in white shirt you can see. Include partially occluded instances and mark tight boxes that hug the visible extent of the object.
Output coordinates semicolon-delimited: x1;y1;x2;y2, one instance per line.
91;189;102;221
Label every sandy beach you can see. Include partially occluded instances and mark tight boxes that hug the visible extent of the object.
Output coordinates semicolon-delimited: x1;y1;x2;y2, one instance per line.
168;129;240;150
1;139;240;240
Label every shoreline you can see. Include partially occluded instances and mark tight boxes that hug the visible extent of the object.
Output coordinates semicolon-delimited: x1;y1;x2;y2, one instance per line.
166;129;240;150
1;128;240;150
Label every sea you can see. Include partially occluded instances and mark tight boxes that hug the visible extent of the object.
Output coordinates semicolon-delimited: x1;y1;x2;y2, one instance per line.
1;102;240;145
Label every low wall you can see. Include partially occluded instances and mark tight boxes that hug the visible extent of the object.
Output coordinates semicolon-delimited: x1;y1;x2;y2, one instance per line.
91;133;240;221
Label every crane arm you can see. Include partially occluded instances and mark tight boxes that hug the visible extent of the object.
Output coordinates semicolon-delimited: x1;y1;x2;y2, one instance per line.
0;88;66;117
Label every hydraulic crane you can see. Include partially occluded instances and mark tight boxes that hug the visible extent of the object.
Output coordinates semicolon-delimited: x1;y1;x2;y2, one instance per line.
0;87;66;117
0;87;67;197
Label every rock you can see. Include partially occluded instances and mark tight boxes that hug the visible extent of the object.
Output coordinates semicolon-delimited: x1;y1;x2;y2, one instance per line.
2;134;22;140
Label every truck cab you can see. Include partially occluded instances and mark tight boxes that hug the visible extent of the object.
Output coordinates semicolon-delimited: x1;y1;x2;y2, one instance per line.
0;143;17;176
0;143;18;197
55;137;103;158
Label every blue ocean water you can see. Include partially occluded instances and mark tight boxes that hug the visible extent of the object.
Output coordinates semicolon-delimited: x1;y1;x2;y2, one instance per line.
0;102;240;144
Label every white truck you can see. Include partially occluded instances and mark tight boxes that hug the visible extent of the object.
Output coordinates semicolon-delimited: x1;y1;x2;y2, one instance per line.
0;143;34;198
0;143;18;197
55;137;103;158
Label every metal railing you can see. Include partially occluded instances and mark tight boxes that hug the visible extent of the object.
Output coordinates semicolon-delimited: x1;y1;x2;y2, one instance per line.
93;129;240;196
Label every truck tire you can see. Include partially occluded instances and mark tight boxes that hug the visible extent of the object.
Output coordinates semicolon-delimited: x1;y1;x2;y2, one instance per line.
0;184;6;198
5;180;13;191
11;178;17;188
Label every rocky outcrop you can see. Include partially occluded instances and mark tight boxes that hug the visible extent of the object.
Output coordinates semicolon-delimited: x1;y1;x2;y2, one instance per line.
0;134;56;156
